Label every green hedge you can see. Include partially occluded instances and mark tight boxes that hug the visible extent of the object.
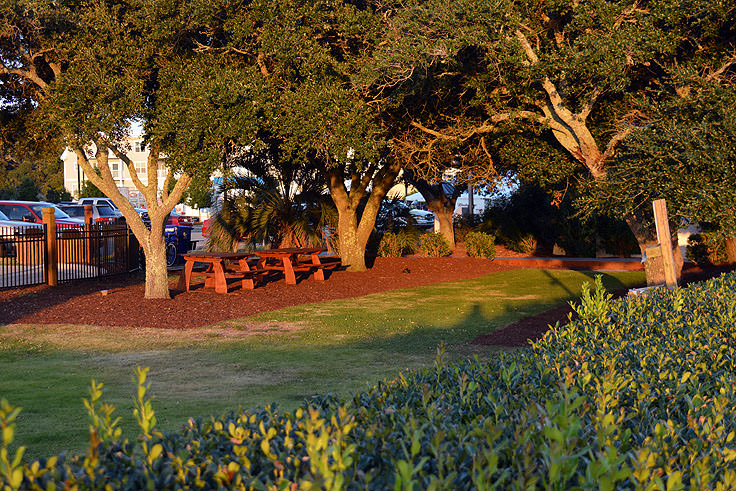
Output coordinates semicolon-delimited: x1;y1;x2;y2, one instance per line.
464;231;496;258
3;274;736;489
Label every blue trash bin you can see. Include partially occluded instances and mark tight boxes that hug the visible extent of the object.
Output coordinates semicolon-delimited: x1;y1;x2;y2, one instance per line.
164;225;192;267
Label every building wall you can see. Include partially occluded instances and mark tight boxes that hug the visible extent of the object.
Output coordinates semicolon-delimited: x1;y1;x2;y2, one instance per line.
62;139;168;208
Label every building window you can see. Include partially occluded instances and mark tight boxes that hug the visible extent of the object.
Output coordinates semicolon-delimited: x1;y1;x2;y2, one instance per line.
134;141;146;153
135;161;147;176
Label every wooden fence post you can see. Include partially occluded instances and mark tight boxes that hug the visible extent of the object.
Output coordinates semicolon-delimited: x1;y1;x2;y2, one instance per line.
43;207;57;286
652;199;678;289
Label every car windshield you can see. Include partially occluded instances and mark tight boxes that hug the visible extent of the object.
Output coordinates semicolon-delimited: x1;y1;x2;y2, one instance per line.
60;206;85;218
30;204;72;220
97;204;116;217
0;209;8;220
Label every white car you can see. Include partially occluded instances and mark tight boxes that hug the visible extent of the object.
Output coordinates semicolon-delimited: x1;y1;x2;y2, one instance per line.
78;197;123;217
410;209;435;228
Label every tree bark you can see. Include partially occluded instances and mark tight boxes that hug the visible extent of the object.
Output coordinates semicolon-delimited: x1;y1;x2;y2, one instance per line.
407;173;459;250
437;209;454;248
336;207;368;271
326;161;402;271
142;225;171;299
72;140;191;299
725;237;736;264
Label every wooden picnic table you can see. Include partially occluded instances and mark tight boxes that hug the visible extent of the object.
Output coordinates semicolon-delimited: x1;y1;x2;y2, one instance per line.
177;251;266;294
252;247;331;285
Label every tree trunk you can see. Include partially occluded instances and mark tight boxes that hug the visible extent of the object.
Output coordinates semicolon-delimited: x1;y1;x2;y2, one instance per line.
434;207;455;249
725;237;736;264
142;222;171;299
337;208;367;271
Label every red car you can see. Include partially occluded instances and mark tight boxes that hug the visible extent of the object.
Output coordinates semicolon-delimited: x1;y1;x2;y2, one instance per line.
167;210;193;226
0;201;85;228
202;217;213;237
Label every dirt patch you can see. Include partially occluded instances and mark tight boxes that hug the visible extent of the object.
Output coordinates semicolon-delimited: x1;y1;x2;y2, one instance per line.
86;350;292;398
470;264;735;348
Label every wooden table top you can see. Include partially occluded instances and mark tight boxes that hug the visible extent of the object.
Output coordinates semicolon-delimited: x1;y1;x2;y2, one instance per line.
252;247;326;256
182;251;254;260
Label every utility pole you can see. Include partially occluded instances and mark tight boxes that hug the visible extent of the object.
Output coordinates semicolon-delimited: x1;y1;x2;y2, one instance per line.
467;182;474;218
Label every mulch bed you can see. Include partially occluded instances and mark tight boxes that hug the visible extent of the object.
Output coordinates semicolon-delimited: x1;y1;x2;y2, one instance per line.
1;258;732;343
0;257;521;329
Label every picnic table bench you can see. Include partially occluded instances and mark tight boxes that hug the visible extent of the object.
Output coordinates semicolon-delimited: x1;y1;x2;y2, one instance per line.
178;248;340;293
177;251;268;294
252;247;336;285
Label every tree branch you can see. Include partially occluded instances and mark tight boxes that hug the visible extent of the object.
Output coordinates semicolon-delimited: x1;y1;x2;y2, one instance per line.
108;143;150;199
0;61;47;90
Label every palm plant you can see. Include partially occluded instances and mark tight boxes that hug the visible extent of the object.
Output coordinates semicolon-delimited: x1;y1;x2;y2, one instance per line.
207;143;335;252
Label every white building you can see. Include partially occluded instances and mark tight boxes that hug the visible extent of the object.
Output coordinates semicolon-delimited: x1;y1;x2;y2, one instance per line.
61;138;212;218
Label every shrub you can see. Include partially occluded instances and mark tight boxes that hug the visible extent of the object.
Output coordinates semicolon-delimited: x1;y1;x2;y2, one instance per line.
463;231;496;258
507;232;537;253
377;230;419;257
687;232;728;265
5;274;736;489
418;232;451;256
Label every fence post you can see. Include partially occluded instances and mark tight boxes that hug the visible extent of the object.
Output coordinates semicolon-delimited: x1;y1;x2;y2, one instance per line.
43;207;57;286
84;205;93;264
652;199;678;289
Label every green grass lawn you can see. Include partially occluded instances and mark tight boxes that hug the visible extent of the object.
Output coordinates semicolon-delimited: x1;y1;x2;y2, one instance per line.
0;268;644;459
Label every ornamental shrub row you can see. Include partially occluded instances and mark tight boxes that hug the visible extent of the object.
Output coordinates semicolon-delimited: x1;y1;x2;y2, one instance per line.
3;273;736;489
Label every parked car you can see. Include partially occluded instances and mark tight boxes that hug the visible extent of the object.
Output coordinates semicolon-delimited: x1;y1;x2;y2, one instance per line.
57;204;123;223
410;209;435;229
0;209;43;257
0;201;84;228
202;217;213;237
167;210;193;226
78;197;123;217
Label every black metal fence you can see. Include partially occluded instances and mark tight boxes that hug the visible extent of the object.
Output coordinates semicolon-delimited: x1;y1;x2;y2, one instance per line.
0;222;139;289
56;222;135;283
0;225;47;288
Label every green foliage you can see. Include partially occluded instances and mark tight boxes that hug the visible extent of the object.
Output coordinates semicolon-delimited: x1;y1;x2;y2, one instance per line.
419;232;451;257
686;233;729;266
5;273;736;488
167;176;212;210
377;230;419;257
78;180;105;199
507;233;538;254
207;146;336;252
580;81;736;239
464;231;496;258
0;399;25;490
44;187;72;204
482;184;638;257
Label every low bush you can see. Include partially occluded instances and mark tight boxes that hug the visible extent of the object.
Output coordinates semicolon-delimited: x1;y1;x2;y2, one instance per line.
463;231;496;258
4;274;736;489
687;232;728;265
506;232;537;253
418;232;451;257
377;230;419;257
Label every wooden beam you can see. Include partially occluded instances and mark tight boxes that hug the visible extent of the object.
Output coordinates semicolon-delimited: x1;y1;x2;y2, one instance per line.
652;199;677;288
42;207;57;286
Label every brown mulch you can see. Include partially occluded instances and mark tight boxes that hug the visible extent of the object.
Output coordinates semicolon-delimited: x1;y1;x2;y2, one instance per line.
470;263;736;348
0;257;522;329
2;258;732;341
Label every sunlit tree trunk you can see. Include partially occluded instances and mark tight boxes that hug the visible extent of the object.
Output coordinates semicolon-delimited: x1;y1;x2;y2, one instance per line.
326;161;402;271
